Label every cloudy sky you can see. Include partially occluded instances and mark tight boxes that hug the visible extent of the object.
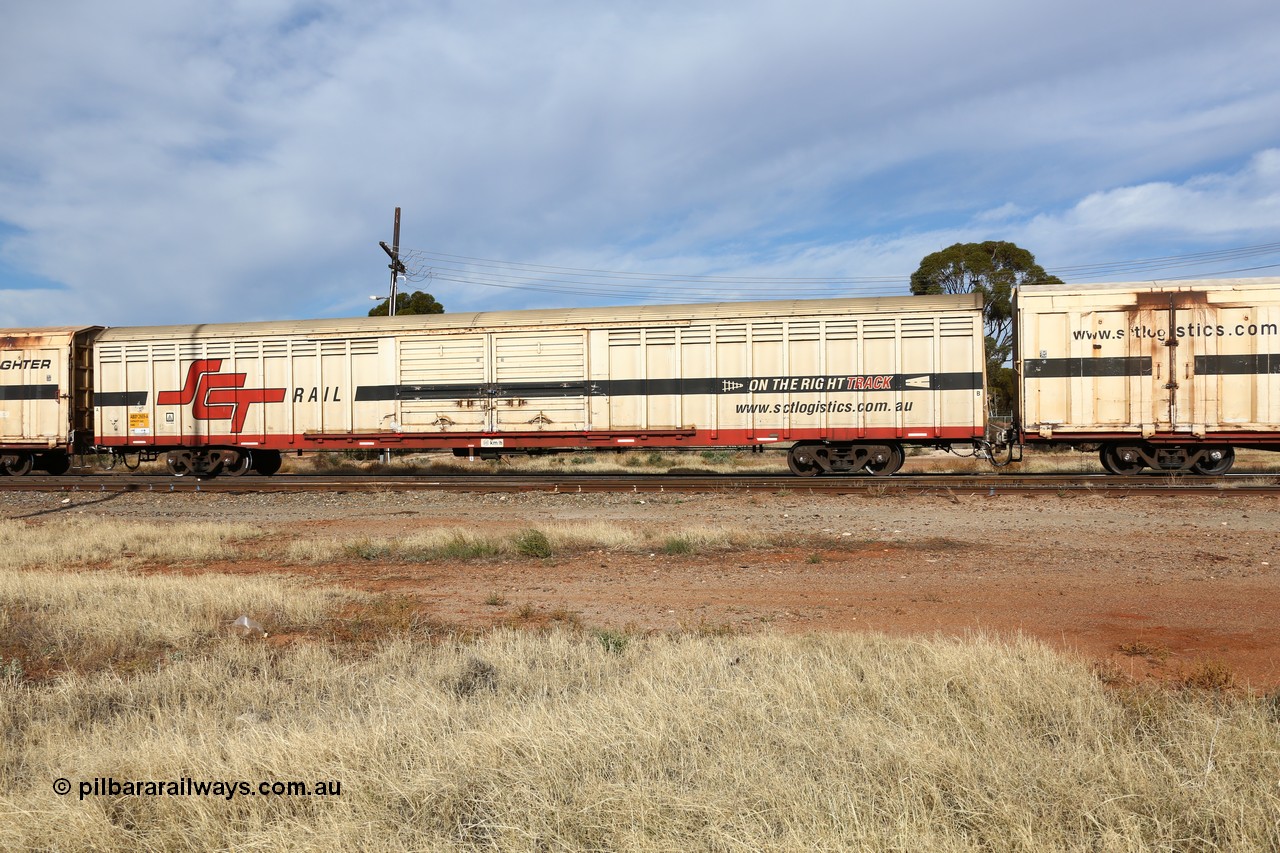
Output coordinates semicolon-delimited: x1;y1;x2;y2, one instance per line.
2;0;1279;328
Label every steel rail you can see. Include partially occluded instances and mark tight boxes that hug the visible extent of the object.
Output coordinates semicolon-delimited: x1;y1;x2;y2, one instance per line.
1;471;1277;495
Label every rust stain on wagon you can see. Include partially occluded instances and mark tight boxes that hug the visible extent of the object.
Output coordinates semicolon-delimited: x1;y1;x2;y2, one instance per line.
0;328;84;351
0;335;54;350
1134;291;1210;310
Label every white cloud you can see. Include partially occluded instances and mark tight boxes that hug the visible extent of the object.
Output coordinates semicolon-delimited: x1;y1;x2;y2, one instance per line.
1016;149;1280;270
577;150;1280;303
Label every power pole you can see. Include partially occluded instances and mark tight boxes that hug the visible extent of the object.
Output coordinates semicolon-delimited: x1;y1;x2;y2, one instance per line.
378;207;406;317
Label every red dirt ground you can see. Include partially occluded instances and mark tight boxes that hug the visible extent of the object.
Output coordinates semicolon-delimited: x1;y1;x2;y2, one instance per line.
9;488;1280;689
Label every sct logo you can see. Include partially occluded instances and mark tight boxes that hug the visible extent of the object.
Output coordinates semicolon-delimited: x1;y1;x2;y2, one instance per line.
158;360;287;433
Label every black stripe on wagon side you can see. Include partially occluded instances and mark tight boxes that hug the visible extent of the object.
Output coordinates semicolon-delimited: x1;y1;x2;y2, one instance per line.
612;373;986;395
355;382;597;402
1023;357;1152;378
0;384;58;401
95;391;149;407
919;372;984;392
1195;354;1280;375
354;373;984;402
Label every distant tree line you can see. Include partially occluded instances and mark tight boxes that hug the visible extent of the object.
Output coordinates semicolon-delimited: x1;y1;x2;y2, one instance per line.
368;290;445;316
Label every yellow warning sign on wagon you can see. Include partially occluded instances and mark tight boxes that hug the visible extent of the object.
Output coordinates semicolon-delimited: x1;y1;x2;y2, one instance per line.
128;412;151;435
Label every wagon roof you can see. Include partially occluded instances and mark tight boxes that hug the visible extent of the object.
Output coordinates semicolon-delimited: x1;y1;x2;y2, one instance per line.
1019;276;1280;295
96;293;982;341
0;327;99;346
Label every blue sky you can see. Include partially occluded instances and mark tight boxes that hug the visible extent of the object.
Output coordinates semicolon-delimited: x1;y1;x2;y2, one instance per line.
2;0;1279;327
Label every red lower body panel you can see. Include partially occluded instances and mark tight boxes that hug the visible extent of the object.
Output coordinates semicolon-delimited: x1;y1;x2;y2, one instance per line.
1021;431;1280;447
99;426;985;452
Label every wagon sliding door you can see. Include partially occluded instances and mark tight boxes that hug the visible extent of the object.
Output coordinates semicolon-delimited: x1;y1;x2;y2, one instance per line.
397;335;488;433
490;331;588;432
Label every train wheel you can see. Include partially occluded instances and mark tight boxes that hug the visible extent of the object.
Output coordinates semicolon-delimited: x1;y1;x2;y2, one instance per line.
38;453;71;476
787;443;823;477
2;454;33;476
1192;446;1235;476
166;451;195;477
1100;444;1144;475
251;450;282;476
864;445;904;477
223;451;253;477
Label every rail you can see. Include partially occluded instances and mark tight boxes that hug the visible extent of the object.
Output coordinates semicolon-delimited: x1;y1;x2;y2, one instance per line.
1;471;1277;496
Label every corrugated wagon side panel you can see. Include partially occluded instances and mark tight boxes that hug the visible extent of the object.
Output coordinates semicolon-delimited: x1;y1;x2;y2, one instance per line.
261;339;292;440
937;313;985;431
591;301;986;443
714;323;749;433
678;325;714;434
858;318;899;434
782;320;823;436
644;329;680;429
491;331;588;432
605;328;644;430
397;334;487;432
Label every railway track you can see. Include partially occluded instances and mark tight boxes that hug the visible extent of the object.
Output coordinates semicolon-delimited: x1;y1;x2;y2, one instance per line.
1;471;1278;495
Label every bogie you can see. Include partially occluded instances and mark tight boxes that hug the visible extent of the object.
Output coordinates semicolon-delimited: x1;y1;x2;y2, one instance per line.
1097;443;1238;476
786;442;907;477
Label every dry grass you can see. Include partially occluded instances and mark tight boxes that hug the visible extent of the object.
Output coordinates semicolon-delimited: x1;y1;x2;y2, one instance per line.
3;526;1279;850
0;519;261;570
1;571;1278;851
283;522;783;564
1;515;839;569
0;566;355;681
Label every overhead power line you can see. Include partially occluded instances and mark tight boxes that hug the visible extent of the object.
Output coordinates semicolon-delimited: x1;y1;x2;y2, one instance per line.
1046;241;1280;277
391;242;1280;302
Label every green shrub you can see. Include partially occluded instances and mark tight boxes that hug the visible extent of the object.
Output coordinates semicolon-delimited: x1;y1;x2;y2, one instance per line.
594;630;630;655
663;536;694;555
432;534;502;560
344;539;391;561
515;529;552;558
